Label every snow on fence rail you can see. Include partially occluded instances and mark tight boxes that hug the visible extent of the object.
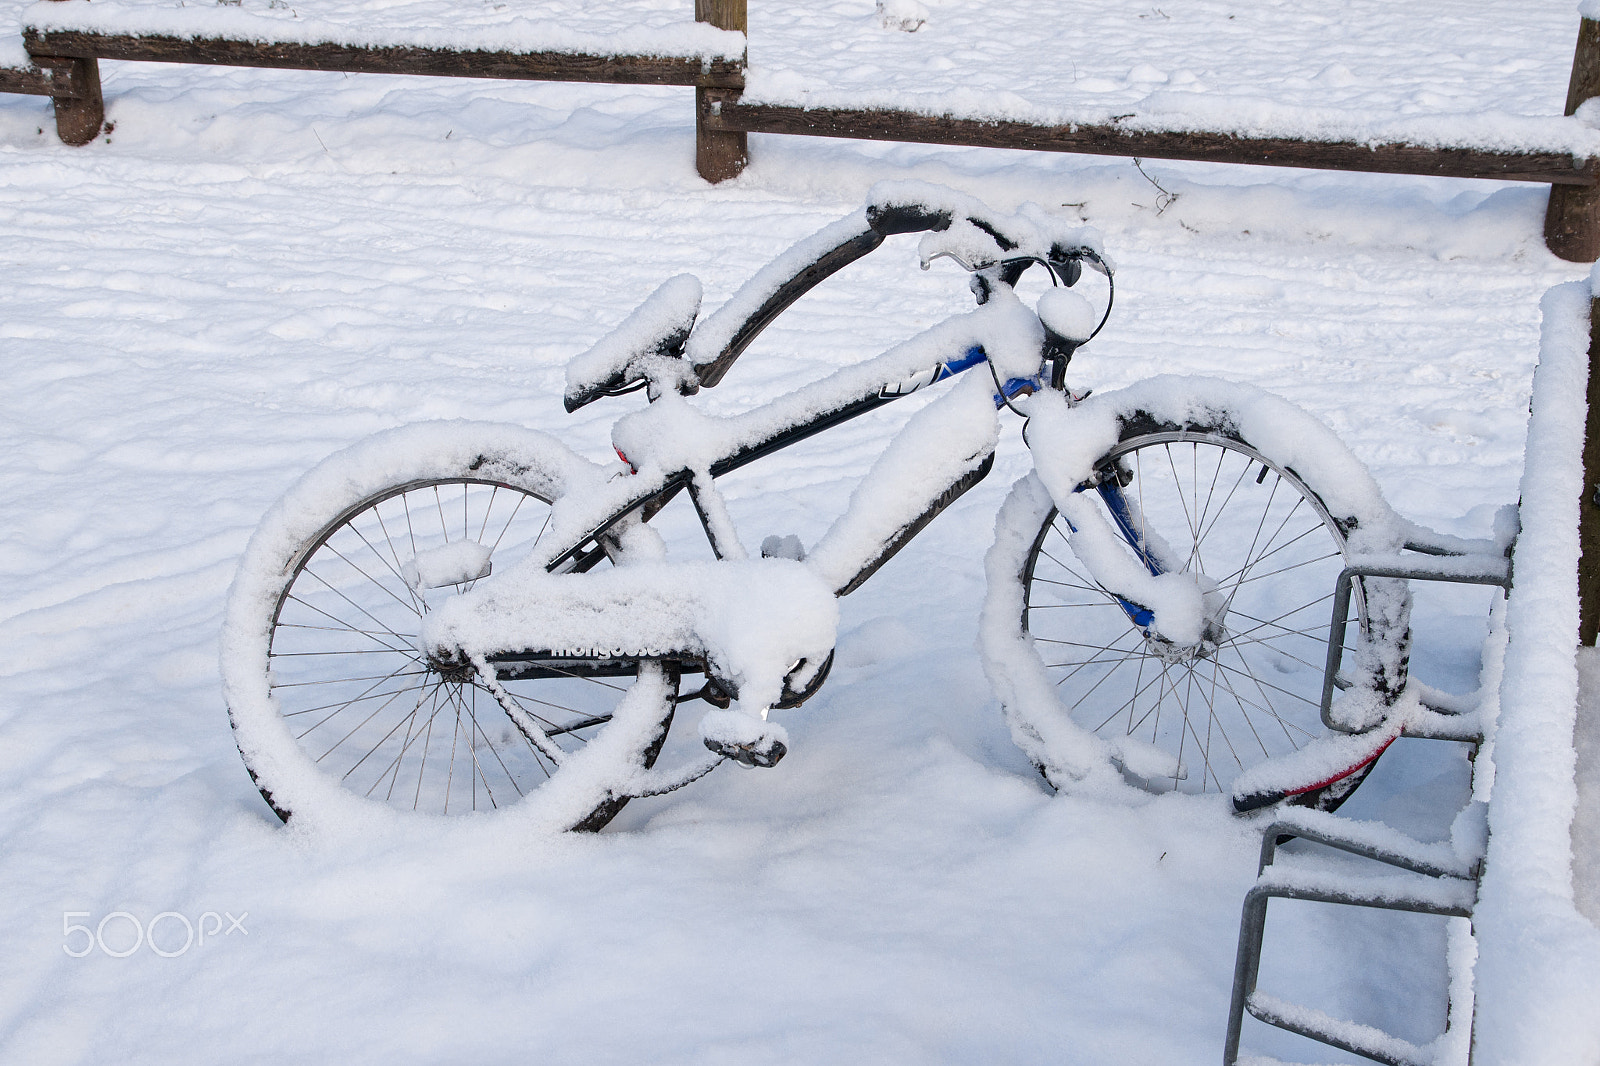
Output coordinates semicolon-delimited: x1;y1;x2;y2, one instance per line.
1470;273;1600;1063
4;0;1600;257
5;0;747;148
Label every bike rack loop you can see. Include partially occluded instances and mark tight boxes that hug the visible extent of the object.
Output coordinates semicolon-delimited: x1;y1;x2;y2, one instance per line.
1318;547;1513;732
1221;827;1478;1066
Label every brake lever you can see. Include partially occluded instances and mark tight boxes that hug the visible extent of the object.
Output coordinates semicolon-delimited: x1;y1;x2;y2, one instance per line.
919;249;991;272
1054;246;1113;278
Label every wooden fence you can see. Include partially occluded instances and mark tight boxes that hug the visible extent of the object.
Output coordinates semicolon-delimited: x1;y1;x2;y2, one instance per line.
7;0;1600;261
696;0;1600;264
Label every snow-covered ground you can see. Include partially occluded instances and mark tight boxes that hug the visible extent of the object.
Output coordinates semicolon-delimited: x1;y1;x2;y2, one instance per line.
0;4;1595;1061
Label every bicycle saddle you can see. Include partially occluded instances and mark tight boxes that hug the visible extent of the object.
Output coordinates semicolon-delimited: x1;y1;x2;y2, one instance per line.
564;273;702;412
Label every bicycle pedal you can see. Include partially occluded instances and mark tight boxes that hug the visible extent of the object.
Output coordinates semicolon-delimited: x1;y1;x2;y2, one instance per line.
683;679;732;708
760;534;806;561
703;735;788;768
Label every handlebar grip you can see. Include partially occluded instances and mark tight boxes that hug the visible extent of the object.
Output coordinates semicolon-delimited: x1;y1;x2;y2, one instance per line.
865;203;953;237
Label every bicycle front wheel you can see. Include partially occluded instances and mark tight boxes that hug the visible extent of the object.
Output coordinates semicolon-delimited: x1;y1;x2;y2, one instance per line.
991;420;1397;806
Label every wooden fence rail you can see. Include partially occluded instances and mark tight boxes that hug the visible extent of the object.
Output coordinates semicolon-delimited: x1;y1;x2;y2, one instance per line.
702;91;1598;187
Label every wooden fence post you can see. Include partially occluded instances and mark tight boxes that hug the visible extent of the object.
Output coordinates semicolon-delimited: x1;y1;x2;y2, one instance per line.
1581;293;1600;644
1545;18;1600;262
31;0;104;145
695;0;746;183
36;55;103;145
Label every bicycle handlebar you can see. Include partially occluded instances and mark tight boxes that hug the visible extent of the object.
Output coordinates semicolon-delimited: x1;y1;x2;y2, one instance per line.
865;194;1110;283
571;190;1114;409
863;194;1113;342
864;201;953;237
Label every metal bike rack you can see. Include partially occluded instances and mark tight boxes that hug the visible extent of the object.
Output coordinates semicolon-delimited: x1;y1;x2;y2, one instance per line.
1224;539;1513;1066
1319;541;1513;732
1222;810;1480;1066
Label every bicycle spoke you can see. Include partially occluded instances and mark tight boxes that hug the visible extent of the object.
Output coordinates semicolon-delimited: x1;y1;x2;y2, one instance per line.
490;493;540;555
1224;595;1337;645
448;684;498;811
280;592;416;655
467;677;596;729
293;566;416;646
375;681;453;800
518;659;630;694
272;648;415;658
1209;655;1320;710
434;485;451;544
443;684;462;813
1204;657;1280;757
306;676;424;755
1216;508;1326;601
1172;662;1197;787
1226;548;1342;591
1191;663;1237;790
1034;634;1142;652
1194;453;1253;550
1165;443;1201;556
321;540;423;618
467;687;526;799
412;679;441;810
284;658;420;728
277;620;420;641
1060;639;1149;711
1086;653;1168;734
1029;573;1114;597
1220;631;1328;674
372;504;423;611
1044;634;1147;686
282;674;432;718
374;689;429;801
344;678;445;784
1179;669;1229;791
273;669;431;690
1131;661;1179;745
349;520;423;612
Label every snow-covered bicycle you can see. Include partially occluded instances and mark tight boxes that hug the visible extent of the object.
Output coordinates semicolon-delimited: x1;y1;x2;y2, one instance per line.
221;182;1429;832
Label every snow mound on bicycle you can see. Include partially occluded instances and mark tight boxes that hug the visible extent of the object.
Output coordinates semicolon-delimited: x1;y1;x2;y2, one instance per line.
1022;375;1405;551
422;556;840;719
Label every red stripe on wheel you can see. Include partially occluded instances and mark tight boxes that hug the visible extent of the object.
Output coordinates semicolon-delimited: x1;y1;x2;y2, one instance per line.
1284;733;1400;796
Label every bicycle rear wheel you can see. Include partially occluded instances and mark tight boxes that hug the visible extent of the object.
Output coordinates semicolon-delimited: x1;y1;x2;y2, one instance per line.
223;423;682;829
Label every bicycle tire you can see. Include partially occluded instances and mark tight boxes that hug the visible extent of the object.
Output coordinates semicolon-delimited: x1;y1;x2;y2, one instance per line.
984;413;1409;809
221;422;682;830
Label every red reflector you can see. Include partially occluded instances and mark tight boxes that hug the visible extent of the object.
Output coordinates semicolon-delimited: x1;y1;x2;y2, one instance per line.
1285;733;1400;796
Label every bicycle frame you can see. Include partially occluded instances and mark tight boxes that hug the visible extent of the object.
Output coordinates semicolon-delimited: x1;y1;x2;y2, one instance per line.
458;204;1166;694
542;247;1056;600
544;334;1013;595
